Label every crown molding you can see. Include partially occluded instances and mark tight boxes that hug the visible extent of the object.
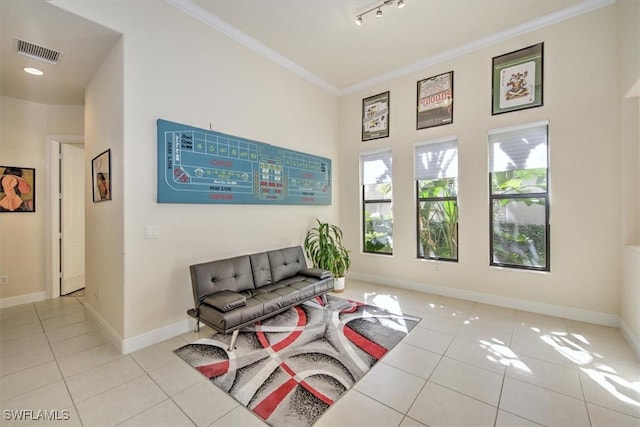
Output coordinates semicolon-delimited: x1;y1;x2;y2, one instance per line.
339;0;615;95
166;0;614;97
165;0;340;95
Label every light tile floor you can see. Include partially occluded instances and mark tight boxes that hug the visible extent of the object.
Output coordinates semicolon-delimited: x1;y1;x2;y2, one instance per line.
1;279;639;426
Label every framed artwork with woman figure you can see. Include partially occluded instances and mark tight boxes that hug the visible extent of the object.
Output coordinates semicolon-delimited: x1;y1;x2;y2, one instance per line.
92;149;111;202
0;166;35;212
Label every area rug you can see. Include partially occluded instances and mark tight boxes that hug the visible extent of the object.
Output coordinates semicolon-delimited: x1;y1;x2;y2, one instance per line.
174;294;420;426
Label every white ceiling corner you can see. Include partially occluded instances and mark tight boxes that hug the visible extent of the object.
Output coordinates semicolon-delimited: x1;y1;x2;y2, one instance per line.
166;0;614;97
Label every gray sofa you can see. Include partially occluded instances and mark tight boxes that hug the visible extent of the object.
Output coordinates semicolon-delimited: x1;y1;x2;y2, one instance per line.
187;246;333;350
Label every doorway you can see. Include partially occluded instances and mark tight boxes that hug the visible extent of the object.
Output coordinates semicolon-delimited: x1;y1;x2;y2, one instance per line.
47;136;85;298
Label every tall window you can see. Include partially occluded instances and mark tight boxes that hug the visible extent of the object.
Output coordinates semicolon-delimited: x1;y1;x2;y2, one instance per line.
415;137;458;261
361;149;393;255
489;121;549;271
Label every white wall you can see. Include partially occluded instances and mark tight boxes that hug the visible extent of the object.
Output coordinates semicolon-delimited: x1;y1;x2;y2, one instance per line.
52;1;339;343
0;96;83;305
618;0;640;246
339;6;622;317
622;246;640;358
617;0;640;357
84;38;125;338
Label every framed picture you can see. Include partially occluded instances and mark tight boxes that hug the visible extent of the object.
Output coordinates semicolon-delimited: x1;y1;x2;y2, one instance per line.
417;71;454;129
92;149;111;202
0;166;35;212
492;42;544;115
362;91;390;141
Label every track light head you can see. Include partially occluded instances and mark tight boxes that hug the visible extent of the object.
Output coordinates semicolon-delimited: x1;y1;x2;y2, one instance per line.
355;0;406;25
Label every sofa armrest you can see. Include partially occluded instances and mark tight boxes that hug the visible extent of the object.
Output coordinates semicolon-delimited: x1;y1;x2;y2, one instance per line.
202;290;247;312
300;268;332;280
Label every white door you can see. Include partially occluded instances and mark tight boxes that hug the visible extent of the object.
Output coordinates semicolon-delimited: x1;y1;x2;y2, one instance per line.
61;143;85;295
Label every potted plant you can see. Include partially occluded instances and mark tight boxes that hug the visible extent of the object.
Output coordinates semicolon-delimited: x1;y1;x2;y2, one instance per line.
304;219;351;292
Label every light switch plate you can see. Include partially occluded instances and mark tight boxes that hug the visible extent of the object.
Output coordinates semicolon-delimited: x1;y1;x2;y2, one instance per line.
144;225;159;239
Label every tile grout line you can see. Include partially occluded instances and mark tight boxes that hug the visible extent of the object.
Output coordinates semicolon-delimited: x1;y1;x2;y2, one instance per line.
399;300;482;426
37;297;87;426
493;305;516;427
126;345;201;427
576;362;594;427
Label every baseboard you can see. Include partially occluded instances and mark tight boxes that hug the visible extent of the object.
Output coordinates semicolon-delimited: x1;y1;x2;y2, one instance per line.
0;291;48;309
348;272;620;327
121;318;193;354
75;301;195;354
82;302;125;354
619;317;640;360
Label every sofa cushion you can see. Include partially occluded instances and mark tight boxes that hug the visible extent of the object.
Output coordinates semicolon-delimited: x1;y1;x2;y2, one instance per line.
250;252;272;287
190;255;255;302
268;246;307;283
198;298;264;331
203;290;246;312
301;268;332;279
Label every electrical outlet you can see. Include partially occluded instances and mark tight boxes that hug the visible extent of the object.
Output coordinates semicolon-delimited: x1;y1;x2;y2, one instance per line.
434;264;439;272
0;276;8;285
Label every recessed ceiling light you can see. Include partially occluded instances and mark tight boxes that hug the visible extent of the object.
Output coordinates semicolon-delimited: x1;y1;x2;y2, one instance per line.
23;67;44;76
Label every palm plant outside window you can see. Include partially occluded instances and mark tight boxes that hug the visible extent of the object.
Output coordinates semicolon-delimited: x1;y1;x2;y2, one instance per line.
361;149;393;255
415;137;459;261
489;121;549;271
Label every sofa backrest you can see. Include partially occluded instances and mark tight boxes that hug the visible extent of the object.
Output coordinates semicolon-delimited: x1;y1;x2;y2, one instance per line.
189;255;255;302
249;252;272;288
267;246;308;283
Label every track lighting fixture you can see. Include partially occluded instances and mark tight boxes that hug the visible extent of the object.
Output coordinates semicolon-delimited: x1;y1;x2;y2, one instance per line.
355;0;406;25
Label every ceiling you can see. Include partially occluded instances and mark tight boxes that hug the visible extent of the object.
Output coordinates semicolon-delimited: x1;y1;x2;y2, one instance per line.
0;0;120;105
1;0;606;105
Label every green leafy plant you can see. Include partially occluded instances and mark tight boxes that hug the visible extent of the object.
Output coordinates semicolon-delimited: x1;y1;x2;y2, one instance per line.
364;211;393;254
491;168;547;268
304;219;351;277
418;178;458;259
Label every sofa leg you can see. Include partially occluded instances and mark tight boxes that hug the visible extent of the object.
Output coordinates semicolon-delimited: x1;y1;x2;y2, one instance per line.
194;319;200;333
321;294;328;305
228;330;239;351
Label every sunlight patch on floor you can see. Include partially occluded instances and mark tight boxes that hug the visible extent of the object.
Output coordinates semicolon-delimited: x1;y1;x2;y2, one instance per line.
480;338;531;373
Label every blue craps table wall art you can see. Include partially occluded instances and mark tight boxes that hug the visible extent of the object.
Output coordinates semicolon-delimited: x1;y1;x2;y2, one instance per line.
157;119;332;205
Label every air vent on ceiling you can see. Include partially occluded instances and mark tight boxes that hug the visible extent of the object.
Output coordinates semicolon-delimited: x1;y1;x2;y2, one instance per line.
15;38;62;64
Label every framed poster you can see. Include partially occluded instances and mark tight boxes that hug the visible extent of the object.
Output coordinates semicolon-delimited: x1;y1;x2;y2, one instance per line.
417;71;454;129
0;166;35;212
492;43;544;115
362;91;390;141
157;119;331;205
92;149;111;202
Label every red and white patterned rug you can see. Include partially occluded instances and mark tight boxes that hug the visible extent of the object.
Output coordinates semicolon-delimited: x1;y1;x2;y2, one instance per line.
175;295;420;426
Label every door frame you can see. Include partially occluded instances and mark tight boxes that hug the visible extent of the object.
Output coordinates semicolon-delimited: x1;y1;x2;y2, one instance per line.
46;135;84;299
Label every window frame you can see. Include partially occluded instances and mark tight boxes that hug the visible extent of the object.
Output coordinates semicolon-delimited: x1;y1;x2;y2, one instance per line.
414;136;459;262
488;121;550;272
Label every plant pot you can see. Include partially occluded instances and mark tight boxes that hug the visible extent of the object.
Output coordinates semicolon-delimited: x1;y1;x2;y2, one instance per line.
333;277;345;293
